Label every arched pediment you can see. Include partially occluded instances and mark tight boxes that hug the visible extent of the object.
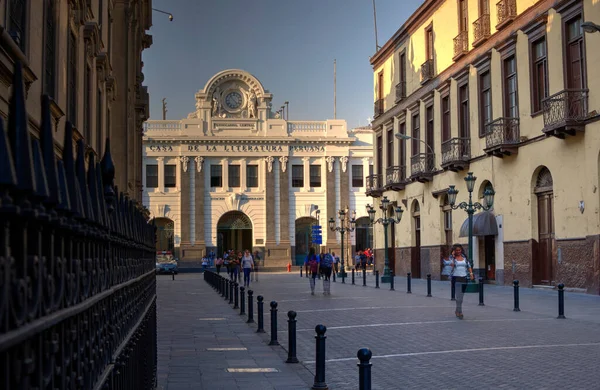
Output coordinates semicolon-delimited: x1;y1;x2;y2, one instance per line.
201;69;266;99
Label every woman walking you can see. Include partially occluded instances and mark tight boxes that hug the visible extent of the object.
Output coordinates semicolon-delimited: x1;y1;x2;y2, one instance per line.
241;250;254;287
449;244;474;319
304;247;320;295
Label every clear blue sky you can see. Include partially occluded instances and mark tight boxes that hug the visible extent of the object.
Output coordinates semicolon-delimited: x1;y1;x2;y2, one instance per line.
143;0;423;129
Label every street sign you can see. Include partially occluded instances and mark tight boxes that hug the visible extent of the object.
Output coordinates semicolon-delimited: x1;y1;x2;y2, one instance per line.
311;225;322;244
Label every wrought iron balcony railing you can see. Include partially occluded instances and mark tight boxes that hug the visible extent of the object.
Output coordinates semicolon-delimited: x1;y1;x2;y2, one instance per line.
441;137;471;170
395;81;406;102
496;0;516;29
421;59;434;83
410;153;436;180
542;89;589;137
453;30;469;60
385;165;408;189
374;99;384;117
473;14;491;46
485;117;520;153
366;174;383;196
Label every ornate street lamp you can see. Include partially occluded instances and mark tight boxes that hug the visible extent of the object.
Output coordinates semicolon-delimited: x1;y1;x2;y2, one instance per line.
366;196;403;283
328;208;356;284
447;172;496;275
152;8;174;21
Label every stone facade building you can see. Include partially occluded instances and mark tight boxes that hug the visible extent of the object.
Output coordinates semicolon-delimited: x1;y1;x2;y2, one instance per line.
143;69;374;268
369;0;600;292
0;0;152;202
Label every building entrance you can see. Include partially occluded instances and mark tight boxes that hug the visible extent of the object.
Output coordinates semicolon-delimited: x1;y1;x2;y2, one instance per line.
295;217;318;266
217;211;253;256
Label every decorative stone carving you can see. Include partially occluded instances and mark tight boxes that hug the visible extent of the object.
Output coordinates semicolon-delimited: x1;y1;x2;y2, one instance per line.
265;156;274;173
194;156;204;172
212;87;222;117
339;156;348;172
180;156;189;172
156;204;166;217
227;193;244;211
325;156;335;173
156;156;164;162
279;156;288;173
244;88;257;118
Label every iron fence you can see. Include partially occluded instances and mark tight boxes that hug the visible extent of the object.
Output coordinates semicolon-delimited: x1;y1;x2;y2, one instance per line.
473;14;491;45
485;117;520;149
0;62;157;389
496;0;516;28
366;174;382;193
442;137;470;165
421;59;435;83
410;153;436;176
385;165;407;187
453;30;469;59
542;89;589;129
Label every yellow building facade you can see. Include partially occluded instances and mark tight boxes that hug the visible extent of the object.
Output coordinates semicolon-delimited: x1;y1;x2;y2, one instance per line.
369;0;600;292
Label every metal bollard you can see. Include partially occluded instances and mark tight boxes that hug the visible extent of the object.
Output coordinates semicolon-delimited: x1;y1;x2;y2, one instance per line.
357;348;372;390
300;266;303;277
256;296;265;333
451;276;456;301
229;281;234;304
312;325;328;390
352;269;355;285
225;279;229;301
247;290;254;323
332;270;336;282
390;271;395;291
426;274;432;297
240;287;246;315
286;311;299;363
172;271;175;280
234;282;239;309
375;270;380;288
407;272;411;294
478;278;485;306
363;268;366;286
269;301;279;345
513;280;520;312
221;278;226;297
557;283;566;319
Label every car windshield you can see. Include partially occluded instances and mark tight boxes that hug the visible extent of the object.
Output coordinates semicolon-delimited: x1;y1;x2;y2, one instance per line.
156;255;176;264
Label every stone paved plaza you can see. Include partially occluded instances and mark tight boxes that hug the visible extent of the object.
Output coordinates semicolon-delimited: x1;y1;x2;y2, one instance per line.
158;271;600;389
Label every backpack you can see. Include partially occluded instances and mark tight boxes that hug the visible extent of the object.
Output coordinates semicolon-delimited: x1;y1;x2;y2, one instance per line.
321;253;333;269
308;255;318;274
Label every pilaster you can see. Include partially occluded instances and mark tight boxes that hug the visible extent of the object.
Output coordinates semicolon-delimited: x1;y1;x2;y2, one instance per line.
279;156;290;244
193;157;206;257
326;157;338;250
180;156;191;245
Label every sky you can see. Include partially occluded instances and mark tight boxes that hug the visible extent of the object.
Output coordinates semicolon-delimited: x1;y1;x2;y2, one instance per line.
143;0;424;129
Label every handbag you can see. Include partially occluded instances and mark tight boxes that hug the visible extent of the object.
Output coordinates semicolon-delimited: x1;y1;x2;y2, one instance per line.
461;279;480;293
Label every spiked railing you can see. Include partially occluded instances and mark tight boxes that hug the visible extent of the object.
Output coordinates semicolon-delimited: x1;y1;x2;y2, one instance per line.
0;62;157;389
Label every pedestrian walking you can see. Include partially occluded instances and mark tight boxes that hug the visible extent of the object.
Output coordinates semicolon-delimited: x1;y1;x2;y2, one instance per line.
241;249;254;287
449;244;474;319
216;257;223;274
230;253;241;282
304;248;320;295
236;251;243;283
441;254;452;281
332;251;339;274
320;249;333;295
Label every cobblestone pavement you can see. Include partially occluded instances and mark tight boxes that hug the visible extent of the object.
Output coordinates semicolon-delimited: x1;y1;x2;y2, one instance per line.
156;274;313;390
216;270;600;389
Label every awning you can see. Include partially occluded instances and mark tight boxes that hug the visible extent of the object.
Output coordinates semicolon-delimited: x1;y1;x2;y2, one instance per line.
459;211;498;237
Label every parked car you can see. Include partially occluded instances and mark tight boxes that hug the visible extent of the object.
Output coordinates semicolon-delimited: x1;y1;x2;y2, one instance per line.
156;254;178;274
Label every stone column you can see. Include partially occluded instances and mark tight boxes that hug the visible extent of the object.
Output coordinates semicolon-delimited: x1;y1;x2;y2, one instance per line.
194;156;206;258
325;156;339;252
279;156;290;245
339;156;350;261
265;157;288;267
180;156;191;246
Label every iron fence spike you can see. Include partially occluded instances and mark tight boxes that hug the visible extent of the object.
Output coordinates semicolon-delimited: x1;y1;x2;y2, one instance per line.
100;137;115;214
31;138;50;202
40;95;61;207
0;116;16;189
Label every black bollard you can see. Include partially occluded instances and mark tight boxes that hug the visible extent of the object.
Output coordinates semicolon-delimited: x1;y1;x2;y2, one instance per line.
221;278;225;297
225;279;229;301
375;270;380;289
257;295;265;333
407;272;412;294
363;268;366;286
229;281;234;304
390;271;395;291
513;280;520;312
312;325;328;390
357;348;372;390
240;287;246;315
172;271;175;280
332;270;336;283
557;283;566;319
247;290;254;323
300;266;303;277
478;278;485;306
286;311;299;363
426;274;432;297
352;269;355;285
234;282;239;309
269;301;279;346
451;276;456;301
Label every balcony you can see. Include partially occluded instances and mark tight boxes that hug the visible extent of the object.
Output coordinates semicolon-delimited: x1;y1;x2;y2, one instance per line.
421;59;434;84
441;137;471;172
366;174;383;197
542;89;590;138
473;14;491;47
410;153;436;183
484;117;520;157
453;30;469;61
395;81;406;103
496;0;516;30
385;165;408;191
374;99;384;118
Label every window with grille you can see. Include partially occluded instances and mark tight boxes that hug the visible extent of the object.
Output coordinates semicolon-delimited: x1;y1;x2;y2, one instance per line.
7;0;27;51
68;32;78;125
504;56;518;118
146;165;158;188
479;71;492;136
43;0;56;98
352;165;363;187
246;165;258;187
292;165;303;187
229;165;240;187
310;165;321;187
442;96;450;142
387;129;394;167
459;84;470;138
411;113;420;156
164;165;176;188
531;38;548;113
377;135;383;175
211;165;222;187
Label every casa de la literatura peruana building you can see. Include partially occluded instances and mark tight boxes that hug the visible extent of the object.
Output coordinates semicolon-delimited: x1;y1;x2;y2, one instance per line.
143;69;374;269
368;0;600;293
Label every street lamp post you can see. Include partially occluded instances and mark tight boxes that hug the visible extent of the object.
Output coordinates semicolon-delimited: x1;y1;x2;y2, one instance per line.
366;196;403;283
328;208;356;284
447;172;496;277
152;8;174;21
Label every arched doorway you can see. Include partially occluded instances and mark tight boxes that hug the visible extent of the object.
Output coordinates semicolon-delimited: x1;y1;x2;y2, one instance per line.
154;218;175;253
534;167;554;285
411;201;421;278
217;211;253;257
355;217;372;252
295;217;318;266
